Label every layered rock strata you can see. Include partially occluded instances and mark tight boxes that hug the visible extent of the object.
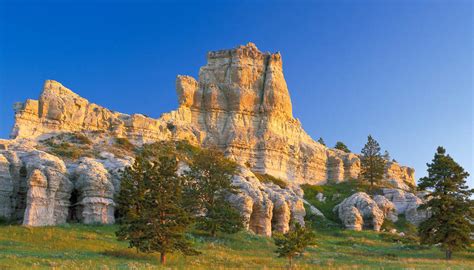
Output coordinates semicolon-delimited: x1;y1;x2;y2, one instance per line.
2;43;418;234
11;43;415;189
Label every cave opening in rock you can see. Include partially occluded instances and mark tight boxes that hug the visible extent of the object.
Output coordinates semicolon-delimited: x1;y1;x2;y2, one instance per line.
271;207;285;233
13;165;28;224
248;207;259;234
362;216;374;230
67;189;80;222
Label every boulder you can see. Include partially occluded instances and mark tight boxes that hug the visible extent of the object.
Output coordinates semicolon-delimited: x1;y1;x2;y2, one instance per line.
334;192;384;231
382;188;430;225
373;195;398;222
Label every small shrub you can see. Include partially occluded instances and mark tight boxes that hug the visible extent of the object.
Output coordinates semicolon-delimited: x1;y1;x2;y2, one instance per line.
254;173;288;189
70;133;92;145
49;142;84;159
114;137;135;151
166;122;176;131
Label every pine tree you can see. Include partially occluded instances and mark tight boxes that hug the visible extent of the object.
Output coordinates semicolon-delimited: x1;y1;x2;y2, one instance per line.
418;147;473;260
273;223;316;268
184;148;243;237
334;141;350;153
360;135;386;190
317;137;326;146
116;148;198;265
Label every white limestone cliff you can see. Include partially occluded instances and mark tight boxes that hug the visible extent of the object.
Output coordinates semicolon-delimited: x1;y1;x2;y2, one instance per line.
1;43;418;234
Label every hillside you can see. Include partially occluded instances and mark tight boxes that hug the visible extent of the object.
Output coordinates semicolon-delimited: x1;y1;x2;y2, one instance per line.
0;223;472;269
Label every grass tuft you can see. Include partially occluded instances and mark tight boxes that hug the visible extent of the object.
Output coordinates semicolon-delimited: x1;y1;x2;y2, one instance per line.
254;173;288;189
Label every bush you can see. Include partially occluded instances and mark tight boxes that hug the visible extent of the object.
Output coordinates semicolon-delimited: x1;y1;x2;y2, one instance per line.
114;137;135;151
71;133;92;145
254;173;288;189
48;142;85;159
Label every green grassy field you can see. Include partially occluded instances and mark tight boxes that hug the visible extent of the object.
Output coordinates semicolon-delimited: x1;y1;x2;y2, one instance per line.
0;223;472;269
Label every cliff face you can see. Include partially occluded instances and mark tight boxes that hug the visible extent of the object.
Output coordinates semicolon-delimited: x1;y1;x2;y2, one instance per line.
11;43;415;189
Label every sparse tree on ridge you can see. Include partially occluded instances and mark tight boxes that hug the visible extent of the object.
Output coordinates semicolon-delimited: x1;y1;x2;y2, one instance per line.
382;150;391;161
116;147;198;265
334;141;350;153
360;135;386;190
273;222;316;268
184;148;244;237
418;147;473;260
317;137;326;146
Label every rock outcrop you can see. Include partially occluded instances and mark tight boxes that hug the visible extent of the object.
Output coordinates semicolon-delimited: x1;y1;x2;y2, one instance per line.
382;188;430;225
2;43;418;235
335;189;430;231
10;43;415;189
228;167;305;236
0;149;73;226
72;158;116;224
334;192;385;231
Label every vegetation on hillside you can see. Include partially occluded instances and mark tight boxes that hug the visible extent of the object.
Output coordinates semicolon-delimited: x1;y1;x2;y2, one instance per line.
273;222;316;267
40;132;94;159
114;137;135;152
254;173;288;189
302;180;371;223
0;224;472;269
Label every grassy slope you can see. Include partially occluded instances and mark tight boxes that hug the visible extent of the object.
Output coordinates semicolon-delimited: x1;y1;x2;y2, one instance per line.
0;224;472;269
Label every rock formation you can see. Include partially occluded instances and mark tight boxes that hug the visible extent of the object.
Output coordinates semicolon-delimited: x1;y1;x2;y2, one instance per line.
334;192;385;231
335;189;430;231
10;43;415;189
1;43;418;234
382;188;430;225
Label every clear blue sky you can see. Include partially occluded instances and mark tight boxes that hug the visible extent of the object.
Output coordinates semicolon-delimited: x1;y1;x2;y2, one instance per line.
0;0;472;187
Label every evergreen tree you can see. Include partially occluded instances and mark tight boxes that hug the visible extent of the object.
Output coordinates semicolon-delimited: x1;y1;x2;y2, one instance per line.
273;223;316;268
418;147;473;260
317;137;326;146
334;141;350;153
184;148;243;236
382;150;391;161
360;135;386;190
116;149;198;265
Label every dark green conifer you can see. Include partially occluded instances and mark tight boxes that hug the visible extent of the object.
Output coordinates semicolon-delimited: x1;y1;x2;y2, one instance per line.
317;137;326;146
184;148;243;236
116;147;198;265
334;141;350;153
418;147;473;260
360;135;386;190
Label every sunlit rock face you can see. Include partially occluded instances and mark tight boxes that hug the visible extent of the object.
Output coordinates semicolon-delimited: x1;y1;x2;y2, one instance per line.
4;43;419;235
0;149;73;226
10;43;415;189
